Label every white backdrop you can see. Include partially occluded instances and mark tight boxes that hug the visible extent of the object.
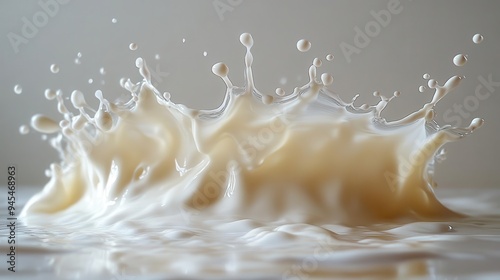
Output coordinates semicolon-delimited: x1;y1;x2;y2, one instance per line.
1;0;499;190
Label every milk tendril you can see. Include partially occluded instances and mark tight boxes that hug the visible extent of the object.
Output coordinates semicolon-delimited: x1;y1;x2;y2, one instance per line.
21;33;484;226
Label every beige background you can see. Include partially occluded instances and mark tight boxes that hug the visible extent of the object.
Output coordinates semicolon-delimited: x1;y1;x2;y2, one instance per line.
1;0;499;191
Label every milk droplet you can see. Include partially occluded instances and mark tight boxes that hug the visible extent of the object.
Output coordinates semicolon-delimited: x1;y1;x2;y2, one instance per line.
212;63;229;77
163;92;171;100
468;118;484;131
275;88;285;96
444;75;462;90
326;54;334;61
119;78;127;88
129;43;138;51
453;54;468;66
70;90;87;108
321;73;334;86
428;79;438;89
111;18;117;23
74;53;82;65
262;95;274;105
393;91;401;97
14;84;22;94
135;57;151;83
182;38;186;43
203;51;208;57
44;89;57;100
155;54;160;60
313;58;322;67
296;39;311;52
19;125;29;135
99;67;106;75
88;79;93;84
373;91;381;97
31;114;60;134
95;109;113;131
50;64;59;74
473;34;483;44
59;119;70;128
240;33;254;48
423;73;430;80
419;86;426;93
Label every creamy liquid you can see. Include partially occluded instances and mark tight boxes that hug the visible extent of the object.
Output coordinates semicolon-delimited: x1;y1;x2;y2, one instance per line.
11;33;500;279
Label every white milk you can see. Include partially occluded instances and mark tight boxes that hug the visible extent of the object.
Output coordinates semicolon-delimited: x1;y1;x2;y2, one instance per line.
15;33;500;279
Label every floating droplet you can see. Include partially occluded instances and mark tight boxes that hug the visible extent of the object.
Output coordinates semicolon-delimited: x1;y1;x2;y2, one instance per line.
44;89;57;100
99;67;106;75
19;125;29;135
321;73;334;86
473;34;483;44
203;51;208;57
88;79;94;84
296;39;311;52
275;88;285;96
326;54;334;61
419;86;427;93
14;84;22;94
453;54;468;66
423;73;430;80
31;114;60;134
75;52;82;64
155;54;160;60
111;18;117;23
129;43;138;51
50;64;59;74
393;91;401;97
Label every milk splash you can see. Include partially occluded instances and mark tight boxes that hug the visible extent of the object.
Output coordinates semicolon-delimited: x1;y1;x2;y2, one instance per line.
21;33;483;226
